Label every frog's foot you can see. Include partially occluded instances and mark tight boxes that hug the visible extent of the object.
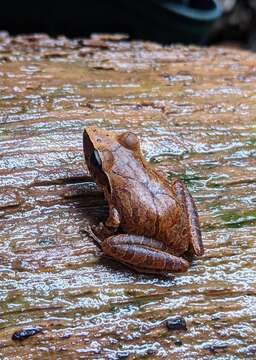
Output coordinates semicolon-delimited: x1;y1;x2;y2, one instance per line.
101;234;190;273
172;179;204;256
92;222;105;237
92;221;117;239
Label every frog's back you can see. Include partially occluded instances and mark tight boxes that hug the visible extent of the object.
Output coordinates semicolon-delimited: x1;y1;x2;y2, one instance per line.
110;163;189;254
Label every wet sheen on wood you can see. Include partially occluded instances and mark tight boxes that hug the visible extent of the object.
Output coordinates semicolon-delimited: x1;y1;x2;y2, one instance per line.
0;33;255;359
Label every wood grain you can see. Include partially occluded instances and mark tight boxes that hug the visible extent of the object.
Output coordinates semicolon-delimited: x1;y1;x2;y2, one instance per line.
0;32;255;359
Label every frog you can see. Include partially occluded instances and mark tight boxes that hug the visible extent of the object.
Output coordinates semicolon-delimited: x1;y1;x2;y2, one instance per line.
83;126;203;274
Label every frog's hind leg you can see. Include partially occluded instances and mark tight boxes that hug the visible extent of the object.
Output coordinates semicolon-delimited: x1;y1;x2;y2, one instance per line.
172;179;204;256
101;234;190;273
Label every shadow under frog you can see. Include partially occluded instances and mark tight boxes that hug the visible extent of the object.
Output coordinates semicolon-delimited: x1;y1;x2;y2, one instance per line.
83;126;204;274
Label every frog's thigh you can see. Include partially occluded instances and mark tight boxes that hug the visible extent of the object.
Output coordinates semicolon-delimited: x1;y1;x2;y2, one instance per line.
101;234;190;273
172;179;204;256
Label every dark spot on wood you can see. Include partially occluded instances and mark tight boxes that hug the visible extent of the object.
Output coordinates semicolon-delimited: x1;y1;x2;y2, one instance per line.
12;327;42;341
166;317;187;331
146;348;157;355
174;339;183;346
117;351;130;359
205;343;229;353
38;238;54;246
60;333;72;340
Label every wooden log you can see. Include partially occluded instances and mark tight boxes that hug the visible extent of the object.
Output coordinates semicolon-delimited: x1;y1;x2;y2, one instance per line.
0;32;255;359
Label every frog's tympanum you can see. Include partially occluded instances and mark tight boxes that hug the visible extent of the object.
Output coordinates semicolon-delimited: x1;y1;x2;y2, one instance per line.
83;126;204;274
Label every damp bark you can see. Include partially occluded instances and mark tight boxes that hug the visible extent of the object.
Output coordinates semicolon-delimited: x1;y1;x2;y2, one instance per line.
0;32;255;359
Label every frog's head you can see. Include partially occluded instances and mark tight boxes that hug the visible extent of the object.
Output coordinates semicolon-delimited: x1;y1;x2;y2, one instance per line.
83;126;141;192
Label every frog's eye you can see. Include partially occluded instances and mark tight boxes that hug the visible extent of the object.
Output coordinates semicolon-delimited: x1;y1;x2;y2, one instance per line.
90;150;102;169
118;132;139;150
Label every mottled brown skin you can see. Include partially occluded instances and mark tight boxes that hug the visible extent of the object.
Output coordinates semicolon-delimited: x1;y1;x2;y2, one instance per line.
83;126;203;274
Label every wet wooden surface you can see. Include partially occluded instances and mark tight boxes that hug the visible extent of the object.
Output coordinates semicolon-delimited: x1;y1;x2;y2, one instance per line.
0;33;255;359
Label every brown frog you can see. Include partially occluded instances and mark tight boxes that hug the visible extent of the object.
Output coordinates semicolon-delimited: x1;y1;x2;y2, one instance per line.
83;126;203;274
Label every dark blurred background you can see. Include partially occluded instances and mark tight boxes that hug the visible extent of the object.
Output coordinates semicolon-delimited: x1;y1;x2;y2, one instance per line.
1;0;256;48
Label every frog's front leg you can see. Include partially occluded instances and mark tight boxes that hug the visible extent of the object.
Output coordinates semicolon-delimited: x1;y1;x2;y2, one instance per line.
101;234;190;273
92;206;120;240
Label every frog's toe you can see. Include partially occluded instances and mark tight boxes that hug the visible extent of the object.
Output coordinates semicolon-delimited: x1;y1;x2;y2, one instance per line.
83;225;102;248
